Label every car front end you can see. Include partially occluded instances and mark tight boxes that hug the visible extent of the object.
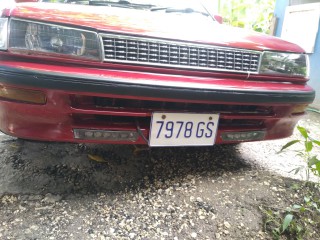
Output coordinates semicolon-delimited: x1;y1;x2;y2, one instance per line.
0;0;315;147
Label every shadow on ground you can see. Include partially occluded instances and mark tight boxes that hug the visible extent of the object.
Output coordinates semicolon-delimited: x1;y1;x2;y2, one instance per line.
0;136;251;195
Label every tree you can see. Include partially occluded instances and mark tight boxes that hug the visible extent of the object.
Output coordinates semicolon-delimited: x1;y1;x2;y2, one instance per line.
218;0;276;34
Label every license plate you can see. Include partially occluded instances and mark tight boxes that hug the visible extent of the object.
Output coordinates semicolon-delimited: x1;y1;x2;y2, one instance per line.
149;112;219;147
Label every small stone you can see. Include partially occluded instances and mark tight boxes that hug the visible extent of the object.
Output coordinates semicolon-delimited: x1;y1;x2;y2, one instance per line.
215;233;221;239
224;221;231;229
1;195;17;204
119;220;125;228
19;205;27;211
129;233;136;239
43;193;62;203
191;232;197;238
162;232;169;236
30;225;39;230
35;205;54;211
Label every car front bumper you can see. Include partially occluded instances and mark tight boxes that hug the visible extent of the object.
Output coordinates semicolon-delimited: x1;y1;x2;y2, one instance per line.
0;60;315;145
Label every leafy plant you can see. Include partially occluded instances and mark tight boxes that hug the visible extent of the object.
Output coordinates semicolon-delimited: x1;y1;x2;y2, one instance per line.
262;125;320;239
262;192;320;240
218;0;276;34
280;126;320;181
262;208;295;240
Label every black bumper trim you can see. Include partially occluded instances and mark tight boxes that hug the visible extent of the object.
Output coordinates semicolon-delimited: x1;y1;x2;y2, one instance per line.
0;66;315;104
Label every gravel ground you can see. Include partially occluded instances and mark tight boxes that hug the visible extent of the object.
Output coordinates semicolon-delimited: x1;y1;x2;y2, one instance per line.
0;112;319;239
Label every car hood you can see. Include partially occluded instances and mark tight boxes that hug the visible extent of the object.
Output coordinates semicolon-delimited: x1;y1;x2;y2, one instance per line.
9;3;304;53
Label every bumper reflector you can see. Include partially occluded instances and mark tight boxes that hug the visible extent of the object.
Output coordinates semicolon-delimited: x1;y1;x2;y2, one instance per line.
0;86;46;104
73;129;139;142
221;131;266;142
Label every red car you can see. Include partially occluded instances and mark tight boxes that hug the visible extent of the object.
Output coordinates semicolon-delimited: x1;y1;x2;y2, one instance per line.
0;0;315;147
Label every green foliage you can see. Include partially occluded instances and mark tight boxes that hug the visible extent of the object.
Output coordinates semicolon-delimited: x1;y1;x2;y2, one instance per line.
262;125;320;239
281;126;320;180
262;208;304;240
262;191;320;240
218;0;276;34
282;214;293;232
280;140;300;152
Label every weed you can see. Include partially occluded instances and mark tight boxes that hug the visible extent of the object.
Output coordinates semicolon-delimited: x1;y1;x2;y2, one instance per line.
280;126;320;181
262;189;320;239
262;125;320;239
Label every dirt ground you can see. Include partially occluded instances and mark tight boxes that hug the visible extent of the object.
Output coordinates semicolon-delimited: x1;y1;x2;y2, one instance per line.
0;111;319;239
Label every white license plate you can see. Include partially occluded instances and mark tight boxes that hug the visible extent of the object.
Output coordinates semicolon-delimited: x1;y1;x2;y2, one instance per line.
149;112;219;147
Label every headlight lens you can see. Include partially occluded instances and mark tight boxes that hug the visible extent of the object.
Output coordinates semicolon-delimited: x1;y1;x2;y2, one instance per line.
260;52;309;78
9;19;100;60
0;18;8;50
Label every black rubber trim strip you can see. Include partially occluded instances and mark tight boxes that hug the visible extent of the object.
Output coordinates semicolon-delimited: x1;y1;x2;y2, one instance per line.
0;66;315;104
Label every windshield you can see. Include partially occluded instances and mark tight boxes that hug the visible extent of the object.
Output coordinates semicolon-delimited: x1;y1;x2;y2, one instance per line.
39;0;210;16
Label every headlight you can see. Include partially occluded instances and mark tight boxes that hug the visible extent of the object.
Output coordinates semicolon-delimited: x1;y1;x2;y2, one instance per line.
8;19;100;60
0;18;8;50
260;52;309;78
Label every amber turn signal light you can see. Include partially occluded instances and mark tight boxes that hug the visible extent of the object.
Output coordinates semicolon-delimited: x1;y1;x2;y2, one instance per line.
0;86;46;104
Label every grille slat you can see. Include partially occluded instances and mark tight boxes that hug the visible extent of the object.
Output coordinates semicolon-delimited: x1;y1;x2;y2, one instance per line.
101;34;261;73
93;97;272;115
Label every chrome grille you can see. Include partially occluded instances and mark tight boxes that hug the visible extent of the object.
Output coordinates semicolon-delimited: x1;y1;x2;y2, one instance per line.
101;34;261;73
